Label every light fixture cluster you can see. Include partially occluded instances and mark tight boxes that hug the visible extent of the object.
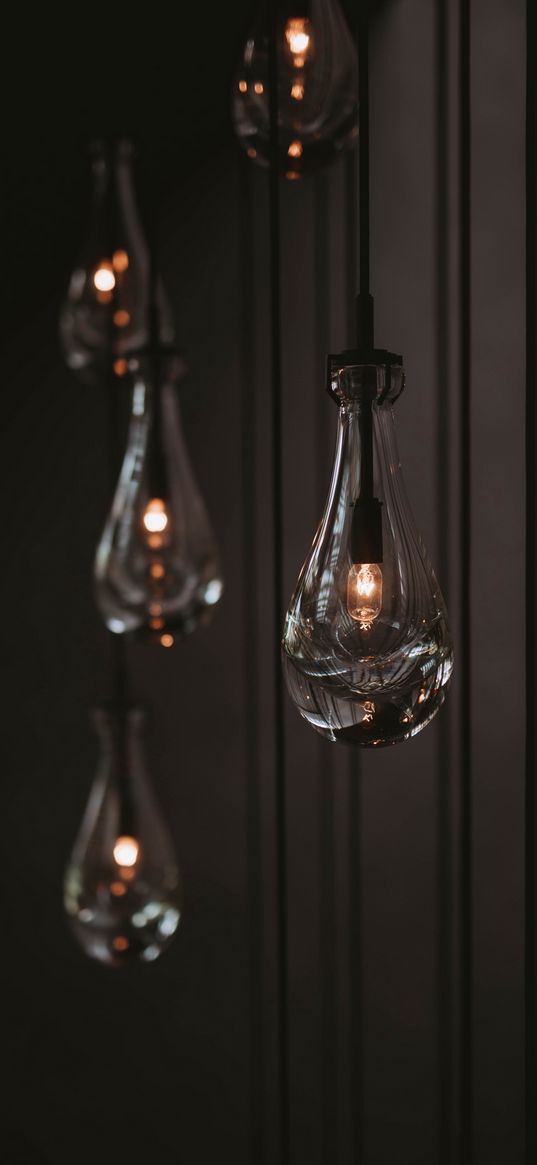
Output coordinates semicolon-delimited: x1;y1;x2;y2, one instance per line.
59;139;223;967
58;1;453;968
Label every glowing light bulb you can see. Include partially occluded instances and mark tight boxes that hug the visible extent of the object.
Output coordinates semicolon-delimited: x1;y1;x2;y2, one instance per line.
347;563;383;628
64;706;181;967
232;0;358;177
285;17;311;59
143;498;169;535
113;835;140;868
94;263;116;292
283;358;453;747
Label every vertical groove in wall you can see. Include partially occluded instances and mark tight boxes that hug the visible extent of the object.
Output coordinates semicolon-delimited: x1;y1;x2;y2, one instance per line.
345;143;364;1165
458;1;472;1161
525;0;537;1158
267;3;289;1160
315;172;338;1165
239;159;264;1165
435;1;454;1162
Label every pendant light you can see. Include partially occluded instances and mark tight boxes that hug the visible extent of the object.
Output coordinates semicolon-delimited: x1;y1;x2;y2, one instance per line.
232;0;358;178
281;5;453;746
59;138;174;384
64;703;181;967
93;346;224;644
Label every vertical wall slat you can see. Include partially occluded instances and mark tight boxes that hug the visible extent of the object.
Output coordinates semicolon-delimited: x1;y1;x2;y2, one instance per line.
525;0;537;1157
268;3;289;1160
459;0;473;1160
239;158;265;1164
435;0;454;1162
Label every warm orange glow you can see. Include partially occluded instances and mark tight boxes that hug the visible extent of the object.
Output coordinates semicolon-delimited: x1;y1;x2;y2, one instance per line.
143;498;169;534
238;79;247;92
150;562;165;579
113;836;140;868
112;249;129;273
247;147;257;159
150;617;165;631
94;264;116;293
160;633;174;648
149;601;163;616
113;309;130;328
285;17;311;59
286;171;301;181
110;881;127;897
113;358;128;377
254;82;264;94
112;936;129;952
347;563;383;628
291;82;304;100
288;140;303;158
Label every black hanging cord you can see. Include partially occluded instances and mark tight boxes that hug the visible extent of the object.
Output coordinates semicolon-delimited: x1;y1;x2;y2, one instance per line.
267;2;290;1162
100;138;132;828
525;0;537;1157
105;139;130;721
356;0;374;351
459;1;472;1161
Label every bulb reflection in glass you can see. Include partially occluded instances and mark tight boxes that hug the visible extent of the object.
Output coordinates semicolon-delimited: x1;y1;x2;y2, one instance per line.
59;139;174;383
94;350;223;643
282;360;453;747
232;0;358;177
64;706;181;967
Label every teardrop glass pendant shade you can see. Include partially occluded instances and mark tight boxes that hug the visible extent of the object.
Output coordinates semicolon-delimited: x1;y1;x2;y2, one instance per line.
232;0;358;177
94;351;224;644
282;361;454;746
64;705;181;966
59;138;174;384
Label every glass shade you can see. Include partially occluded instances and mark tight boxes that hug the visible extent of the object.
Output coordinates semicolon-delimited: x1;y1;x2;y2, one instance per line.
232;0;358;177
282;361;453;746
64;705;181;967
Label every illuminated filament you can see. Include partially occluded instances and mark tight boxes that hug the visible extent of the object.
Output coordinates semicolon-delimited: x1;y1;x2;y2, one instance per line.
143;498;169;535
347;563;383;629
93;263;116;293
113;836;140;868
285;17;312;61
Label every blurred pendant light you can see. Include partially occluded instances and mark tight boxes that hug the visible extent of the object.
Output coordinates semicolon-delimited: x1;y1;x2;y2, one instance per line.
59;138;174;383
64;704;181;967
94;347;224;644
281;5;453;745
232;0;358;177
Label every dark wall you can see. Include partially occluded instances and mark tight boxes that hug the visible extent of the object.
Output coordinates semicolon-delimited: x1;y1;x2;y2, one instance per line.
0;2;529;1163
